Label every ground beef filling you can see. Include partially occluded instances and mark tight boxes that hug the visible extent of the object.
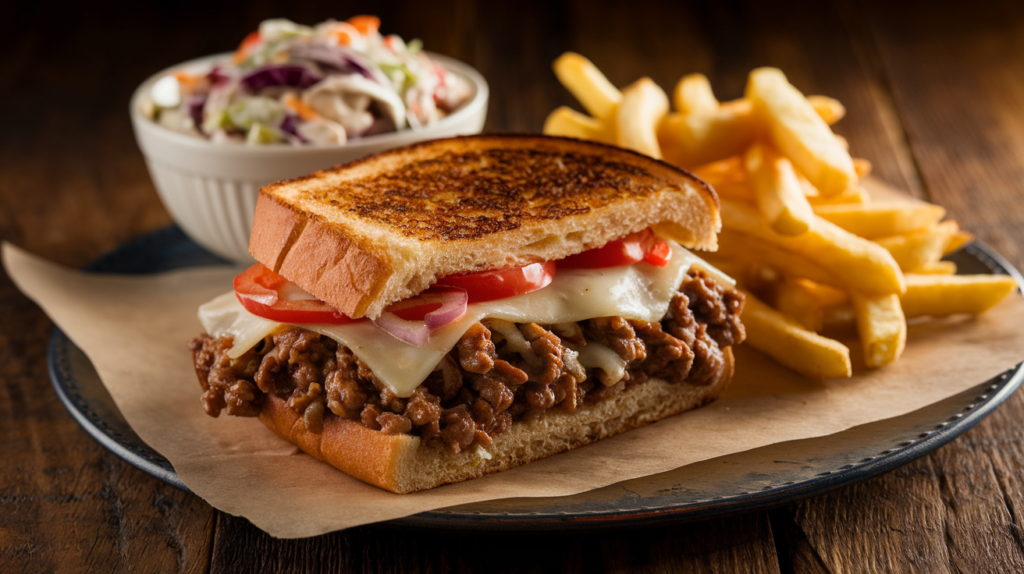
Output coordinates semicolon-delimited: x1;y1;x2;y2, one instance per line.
188;269;745;453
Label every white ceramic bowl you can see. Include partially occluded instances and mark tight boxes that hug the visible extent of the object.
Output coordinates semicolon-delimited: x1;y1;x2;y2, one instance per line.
130;52;489;263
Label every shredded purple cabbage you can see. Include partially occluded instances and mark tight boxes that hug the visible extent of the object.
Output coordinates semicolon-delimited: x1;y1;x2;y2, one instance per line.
288;44;380;83
207;66;230;86
279;114;307;143
241;65;323;93
187;95;208;135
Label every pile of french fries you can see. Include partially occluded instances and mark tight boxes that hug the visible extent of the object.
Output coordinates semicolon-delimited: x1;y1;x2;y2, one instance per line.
544;53;1018;378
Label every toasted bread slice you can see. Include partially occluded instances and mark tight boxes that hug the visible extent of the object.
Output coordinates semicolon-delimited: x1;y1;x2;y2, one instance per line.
259;348;733;493
250;134;720;319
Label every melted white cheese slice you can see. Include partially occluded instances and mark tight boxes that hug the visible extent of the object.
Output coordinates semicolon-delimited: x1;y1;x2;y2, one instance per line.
197;242;732;398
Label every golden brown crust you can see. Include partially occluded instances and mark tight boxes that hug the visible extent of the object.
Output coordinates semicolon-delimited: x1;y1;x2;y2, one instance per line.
259;398;419;493
269;134;720;233
250;135;722;319
250;195;394;318
257;348;734;494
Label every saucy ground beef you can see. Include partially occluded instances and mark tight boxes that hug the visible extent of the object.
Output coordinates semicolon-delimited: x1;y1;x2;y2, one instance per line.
188;269;745;453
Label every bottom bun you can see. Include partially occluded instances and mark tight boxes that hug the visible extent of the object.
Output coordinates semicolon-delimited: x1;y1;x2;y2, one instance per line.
259;347;733;493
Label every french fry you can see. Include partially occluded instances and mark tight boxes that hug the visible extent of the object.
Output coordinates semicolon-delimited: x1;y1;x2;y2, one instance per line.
743;142;815;235
702;256;784;302
657;99;759;168
746;67;857;196
901;274;1018;318
716;229;838;287
944;229;974;254
774;280;824;332
616;77;669;159
797;170;820;198
552;53;622;121
812;201;946;239
696;256;749;284
851;293;906;368
692;156;756;203
796;279;850;308
542;53;1007;376
745;263;784;295
807;95;846;125
675;93;845;126
741;290;852;379
673;73;719;115
853;158;872;178
806;185;871;205
823;305;857;333
711;179;757;203
721;200;906;295
772;277;850;333
692;155;743;179
914;261;957;275
543;106;614;143
875;221;958;271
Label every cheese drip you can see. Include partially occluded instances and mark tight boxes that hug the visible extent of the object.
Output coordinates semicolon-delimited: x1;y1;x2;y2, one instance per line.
197;242;732;398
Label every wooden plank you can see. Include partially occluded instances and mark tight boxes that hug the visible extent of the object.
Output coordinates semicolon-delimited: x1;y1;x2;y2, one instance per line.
769;508;830;574
209;512;779;573
0;3;224;571
14;0;1024;571
780;2;1024;572
925;405;1024;572
785;460;955;573
863;3;1024;569
0;277;214;573
472;0;574;132
780;394;1024;573
863;0;1024;264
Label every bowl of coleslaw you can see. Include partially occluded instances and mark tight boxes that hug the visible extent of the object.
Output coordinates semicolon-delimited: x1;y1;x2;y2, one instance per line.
130;17;488;263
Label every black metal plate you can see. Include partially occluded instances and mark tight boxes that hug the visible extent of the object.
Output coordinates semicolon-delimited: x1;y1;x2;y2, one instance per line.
47;226;1024;530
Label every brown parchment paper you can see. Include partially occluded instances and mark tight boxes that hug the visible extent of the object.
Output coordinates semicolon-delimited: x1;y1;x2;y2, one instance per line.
5;238;1024;539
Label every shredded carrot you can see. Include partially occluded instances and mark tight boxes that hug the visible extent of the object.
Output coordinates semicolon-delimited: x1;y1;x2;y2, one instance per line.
173;71;204;90
347;15;380;35
327;21;360;46
332;29;353;45
232;31;261;64
282;93;320;122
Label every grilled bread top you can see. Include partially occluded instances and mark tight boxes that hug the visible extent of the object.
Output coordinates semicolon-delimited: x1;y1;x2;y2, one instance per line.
250;134;720;319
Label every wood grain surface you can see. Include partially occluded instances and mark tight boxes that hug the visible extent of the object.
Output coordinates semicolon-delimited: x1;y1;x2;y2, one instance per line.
3;0;1024;571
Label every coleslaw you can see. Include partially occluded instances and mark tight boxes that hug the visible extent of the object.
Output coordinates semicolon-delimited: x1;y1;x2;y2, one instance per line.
140;16;473;145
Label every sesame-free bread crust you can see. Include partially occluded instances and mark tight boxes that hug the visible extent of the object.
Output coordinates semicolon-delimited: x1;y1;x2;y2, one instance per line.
250;135;720;319
258;348;733;494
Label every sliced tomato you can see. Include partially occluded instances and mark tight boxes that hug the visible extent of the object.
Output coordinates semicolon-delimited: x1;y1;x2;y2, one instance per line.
234;264;355;324
435;261;557;303
234;261;552;325
644;239;672;266
557;229;672;269
234;233;665;325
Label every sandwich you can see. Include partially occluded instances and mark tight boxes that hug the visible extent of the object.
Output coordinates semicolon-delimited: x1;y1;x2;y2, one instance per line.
187;134;745;493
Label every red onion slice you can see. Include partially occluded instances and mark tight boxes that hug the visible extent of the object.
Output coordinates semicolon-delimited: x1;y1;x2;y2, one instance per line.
373;312;430;346
423;287;468;331
373;287;468;346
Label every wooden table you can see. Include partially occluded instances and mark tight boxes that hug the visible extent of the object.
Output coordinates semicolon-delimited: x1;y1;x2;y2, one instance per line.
4;0;1024;571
